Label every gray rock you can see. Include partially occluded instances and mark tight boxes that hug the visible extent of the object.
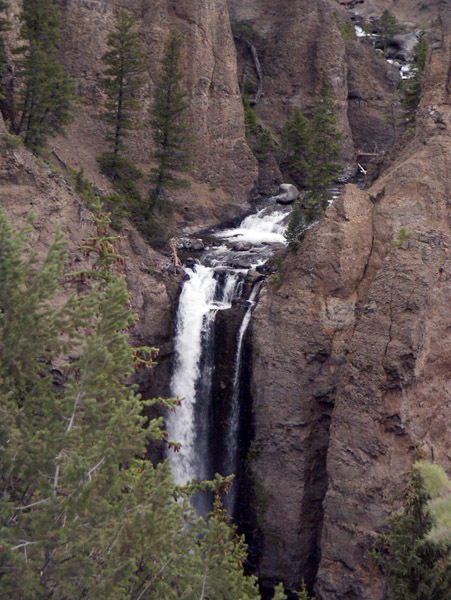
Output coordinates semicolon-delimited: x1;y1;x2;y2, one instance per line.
232;240;252;251
175;237;205;251
274;183;299;204
191;239;205;251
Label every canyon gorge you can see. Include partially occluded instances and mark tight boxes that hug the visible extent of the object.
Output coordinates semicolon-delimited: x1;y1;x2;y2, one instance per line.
0;0;450;599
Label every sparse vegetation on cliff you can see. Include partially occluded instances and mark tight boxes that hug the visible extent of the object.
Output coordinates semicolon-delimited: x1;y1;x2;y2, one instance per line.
12;0;75;149
280;108;310;186
284;79;342;244
373;465;451;600
98;10;146;186
400;32;429;126
149;30;192;207
375;10;403;54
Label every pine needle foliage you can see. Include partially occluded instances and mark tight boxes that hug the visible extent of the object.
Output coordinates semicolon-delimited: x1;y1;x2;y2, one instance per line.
304;79;342;211
400;33;428;126
242;93;258;137
149;30;192;207
415;460;451;544
280;107;310;185
373;467;451;600
375;10;403;54
100;10;146;175
0;0;9;99
192;493;261;600
284;79;342;245
13;0;75;149
0;207;261;599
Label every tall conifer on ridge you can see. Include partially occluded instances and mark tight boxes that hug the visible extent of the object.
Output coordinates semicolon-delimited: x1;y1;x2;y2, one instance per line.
149;30;192;207
13;0;74;149
99;9;146;179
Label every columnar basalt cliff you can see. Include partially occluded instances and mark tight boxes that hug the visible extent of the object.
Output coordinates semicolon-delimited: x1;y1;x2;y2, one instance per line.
249;3;451;598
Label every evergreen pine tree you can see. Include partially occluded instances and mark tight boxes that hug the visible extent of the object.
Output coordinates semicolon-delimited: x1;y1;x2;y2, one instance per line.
400;33;428;126
242;93;258;137
192;493;261;600
280;107;310;185
0;0;9;99
373;468;451;600
304;79;342;212
284;199;305;244
99;10;146;181
13;0;74;149
149;30;192;207
273;583;288;600
284;81;341;245
255;128;276;161
415;460;451;544
0;207;262;599
375;10;403;54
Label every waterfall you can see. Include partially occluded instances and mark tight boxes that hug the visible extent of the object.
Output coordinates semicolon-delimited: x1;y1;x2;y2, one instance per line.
223;282;263;514
167;265;217;486
167;201;290;515
167;267;243;487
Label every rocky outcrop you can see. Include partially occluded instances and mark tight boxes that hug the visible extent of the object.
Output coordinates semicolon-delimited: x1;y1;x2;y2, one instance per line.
228;0;355;167
249;4;451;598
342;0;441;28
346;40;400;154
3;0;257;231
228;0;406;177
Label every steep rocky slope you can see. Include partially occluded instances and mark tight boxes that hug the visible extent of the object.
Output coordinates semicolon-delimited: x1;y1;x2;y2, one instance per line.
3;0;257;231
249;2;451;598
227;0;401;171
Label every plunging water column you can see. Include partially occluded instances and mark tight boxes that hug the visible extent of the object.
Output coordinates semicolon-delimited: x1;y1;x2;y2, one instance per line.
166;202;290;515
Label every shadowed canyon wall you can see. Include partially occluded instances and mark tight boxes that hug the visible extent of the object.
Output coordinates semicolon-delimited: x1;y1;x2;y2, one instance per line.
249;2;451;598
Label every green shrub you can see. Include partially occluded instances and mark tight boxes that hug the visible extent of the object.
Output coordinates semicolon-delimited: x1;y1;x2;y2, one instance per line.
242;93;258;137
97;151;142;201
2;132;23;149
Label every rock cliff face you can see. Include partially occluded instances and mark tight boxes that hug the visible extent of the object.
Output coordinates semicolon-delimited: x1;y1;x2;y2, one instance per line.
227;0;401;169
249;3;451;598
3;0;257;230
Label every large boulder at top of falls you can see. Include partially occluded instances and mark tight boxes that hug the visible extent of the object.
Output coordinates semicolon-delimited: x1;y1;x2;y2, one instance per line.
274;183;300;204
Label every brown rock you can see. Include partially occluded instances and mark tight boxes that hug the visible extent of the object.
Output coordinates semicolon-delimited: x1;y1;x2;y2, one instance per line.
0;139;174;396
2;0;257;231
250;5;451;598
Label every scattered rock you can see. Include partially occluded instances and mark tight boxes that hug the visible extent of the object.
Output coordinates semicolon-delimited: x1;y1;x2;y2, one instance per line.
232;240;252;251
175;237;205;251
273;183;300;205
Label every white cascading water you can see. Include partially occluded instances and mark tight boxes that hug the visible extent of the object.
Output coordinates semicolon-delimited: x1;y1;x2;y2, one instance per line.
219;208;288;245
167;202;291;513
167;266;243;486
166;265;217;485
